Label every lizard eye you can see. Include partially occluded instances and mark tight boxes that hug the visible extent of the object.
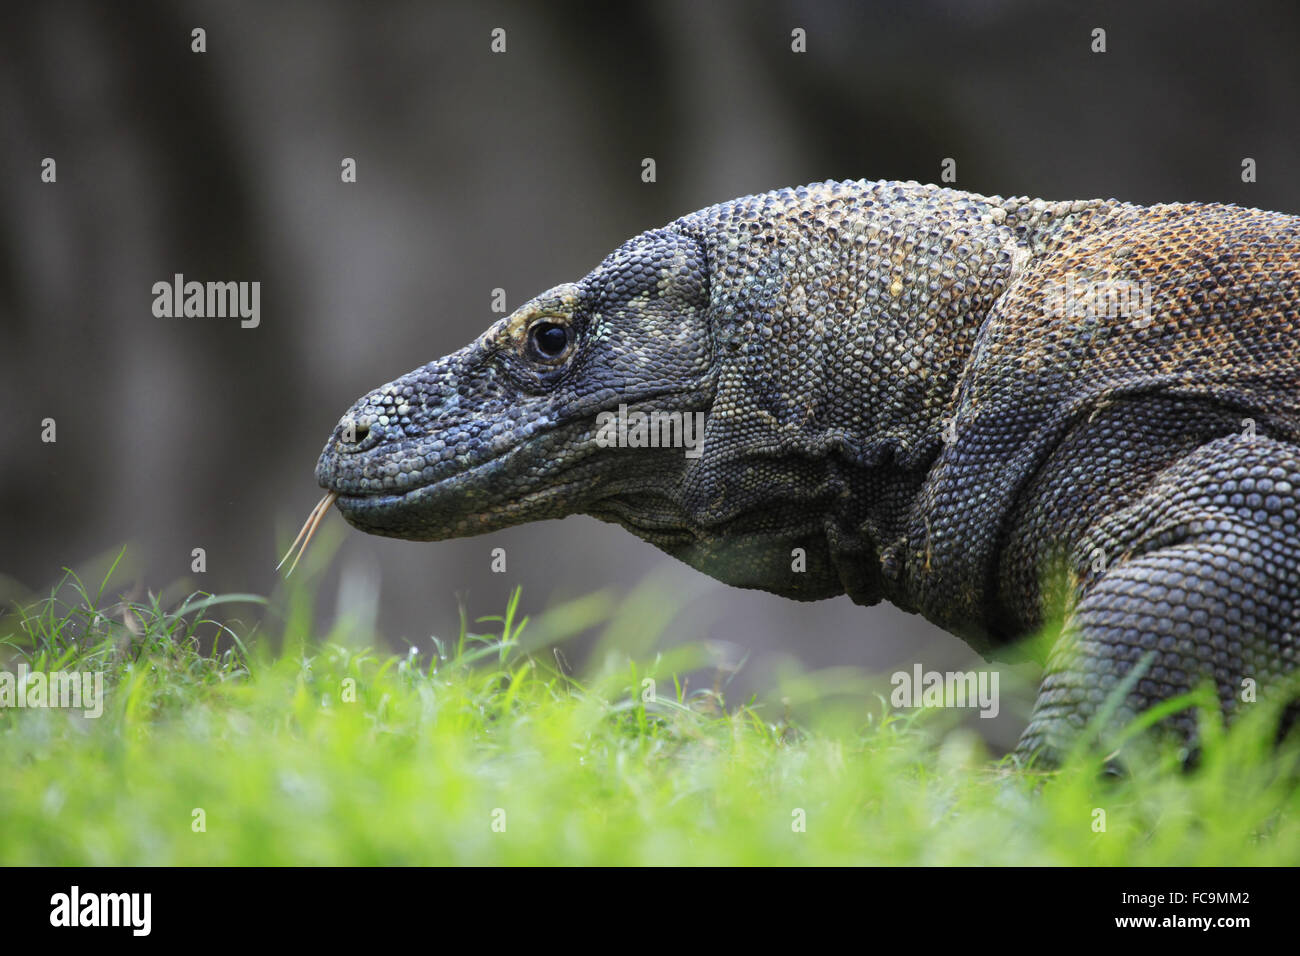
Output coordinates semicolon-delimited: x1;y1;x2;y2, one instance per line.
527;321;571;361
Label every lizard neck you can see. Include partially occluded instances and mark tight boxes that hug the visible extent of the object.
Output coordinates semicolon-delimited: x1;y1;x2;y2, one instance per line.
667;180;1043;605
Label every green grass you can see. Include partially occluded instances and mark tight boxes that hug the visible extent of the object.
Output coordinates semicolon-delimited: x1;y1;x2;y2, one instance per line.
1;553;1298;866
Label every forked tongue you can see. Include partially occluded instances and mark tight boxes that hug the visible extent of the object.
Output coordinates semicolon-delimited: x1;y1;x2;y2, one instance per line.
277;491;338;577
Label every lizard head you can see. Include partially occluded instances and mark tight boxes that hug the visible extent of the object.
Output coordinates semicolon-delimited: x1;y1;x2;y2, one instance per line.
311;228;716;544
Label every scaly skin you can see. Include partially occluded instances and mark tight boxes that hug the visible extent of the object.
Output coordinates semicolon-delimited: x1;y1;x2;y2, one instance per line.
314;180;1300;762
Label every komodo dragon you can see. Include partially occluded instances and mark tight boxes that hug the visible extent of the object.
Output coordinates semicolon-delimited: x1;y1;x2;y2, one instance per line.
300;179;1300;762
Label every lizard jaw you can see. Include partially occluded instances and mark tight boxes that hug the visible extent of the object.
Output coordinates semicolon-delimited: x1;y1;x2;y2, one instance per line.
319;428;608;542
329;464;597;542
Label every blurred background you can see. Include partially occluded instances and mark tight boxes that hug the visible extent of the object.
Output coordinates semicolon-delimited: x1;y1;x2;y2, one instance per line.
3;0;1299;750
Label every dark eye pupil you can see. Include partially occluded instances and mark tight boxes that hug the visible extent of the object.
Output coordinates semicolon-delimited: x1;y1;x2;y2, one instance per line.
532;322;568;357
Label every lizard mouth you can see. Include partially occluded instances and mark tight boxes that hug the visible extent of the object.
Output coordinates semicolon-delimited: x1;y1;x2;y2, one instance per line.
328;445;601;538
283;426;599;571
285;384;711;570
280;437;517;576
279;457;501;576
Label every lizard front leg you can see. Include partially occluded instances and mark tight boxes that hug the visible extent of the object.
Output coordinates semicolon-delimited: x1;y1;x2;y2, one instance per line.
1016;435;1300;764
